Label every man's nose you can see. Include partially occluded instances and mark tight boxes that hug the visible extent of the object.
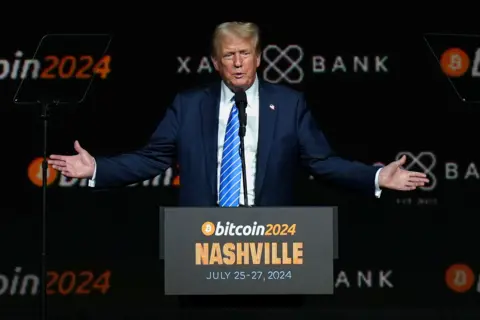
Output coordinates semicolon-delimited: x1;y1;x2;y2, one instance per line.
233;54;243;67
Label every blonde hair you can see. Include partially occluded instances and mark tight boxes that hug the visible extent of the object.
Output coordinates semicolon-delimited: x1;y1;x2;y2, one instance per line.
212;21;261;58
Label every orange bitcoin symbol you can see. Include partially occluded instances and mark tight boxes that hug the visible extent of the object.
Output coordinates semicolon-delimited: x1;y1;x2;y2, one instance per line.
445;263;475;293
440;48;470;77
201;222;215;236
28;157;58;187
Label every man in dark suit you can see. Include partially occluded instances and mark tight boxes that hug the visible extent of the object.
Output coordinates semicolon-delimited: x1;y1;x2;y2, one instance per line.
49;21;428;206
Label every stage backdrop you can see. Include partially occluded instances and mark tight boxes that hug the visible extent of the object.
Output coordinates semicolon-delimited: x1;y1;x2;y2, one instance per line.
0;20;479;318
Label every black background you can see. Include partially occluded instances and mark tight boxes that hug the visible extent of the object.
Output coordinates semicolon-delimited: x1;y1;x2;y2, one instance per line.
0;16;479;318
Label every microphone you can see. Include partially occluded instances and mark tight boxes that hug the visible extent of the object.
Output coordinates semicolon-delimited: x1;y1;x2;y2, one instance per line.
234;90;249;207
234;90;247;137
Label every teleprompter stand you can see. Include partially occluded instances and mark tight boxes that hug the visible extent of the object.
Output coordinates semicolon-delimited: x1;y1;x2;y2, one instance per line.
13;33;111;320
39;100;57;303
424;33;480;104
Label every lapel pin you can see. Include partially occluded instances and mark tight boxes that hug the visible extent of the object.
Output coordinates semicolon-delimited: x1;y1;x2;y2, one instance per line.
269;104;275;110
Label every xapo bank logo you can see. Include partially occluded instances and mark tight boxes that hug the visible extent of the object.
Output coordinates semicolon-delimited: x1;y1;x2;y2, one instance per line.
262;45;304;84
201;221;297;237
399;152;437;191
176;44;389;84
397;151;479;191
262;45;388;84
27;157;179;188
335;269;393;289
445;263;479;293
0;51;111;80
374;151;479;206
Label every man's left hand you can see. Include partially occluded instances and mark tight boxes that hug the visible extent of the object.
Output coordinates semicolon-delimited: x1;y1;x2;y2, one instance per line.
378;155;429;191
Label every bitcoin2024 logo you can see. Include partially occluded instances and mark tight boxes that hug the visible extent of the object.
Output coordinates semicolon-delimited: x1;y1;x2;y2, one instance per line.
440;48;470;77
200;221;296;237
445;264;477;293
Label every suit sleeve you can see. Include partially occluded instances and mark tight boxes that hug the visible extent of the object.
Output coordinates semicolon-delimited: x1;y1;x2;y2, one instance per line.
296;93;378;195
92;94;181;188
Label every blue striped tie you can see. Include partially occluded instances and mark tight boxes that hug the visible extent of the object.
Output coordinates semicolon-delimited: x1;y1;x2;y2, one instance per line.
219;104;242;207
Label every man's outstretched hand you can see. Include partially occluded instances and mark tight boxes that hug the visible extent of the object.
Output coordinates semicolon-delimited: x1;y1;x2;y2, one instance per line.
48;140;95;178
379;155;429;191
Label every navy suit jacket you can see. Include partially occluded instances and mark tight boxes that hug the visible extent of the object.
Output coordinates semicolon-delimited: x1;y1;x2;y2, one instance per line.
94;80;378;206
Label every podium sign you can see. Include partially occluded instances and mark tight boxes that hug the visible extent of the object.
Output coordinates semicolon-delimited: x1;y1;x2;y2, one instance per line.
161;207;337;295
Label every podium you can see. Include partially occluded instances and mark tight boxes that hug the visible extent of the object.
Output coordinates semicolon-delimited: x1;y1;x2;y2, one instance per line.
159;207;338;295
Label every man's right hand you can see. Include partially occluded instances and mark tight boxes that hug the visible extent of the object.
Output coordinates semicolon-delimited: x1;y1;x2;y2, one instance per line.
48;140;95;178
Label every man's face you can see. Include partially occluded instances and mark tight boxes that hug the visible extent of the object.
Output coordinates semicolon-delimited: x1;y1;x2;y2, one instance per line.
212;34;261;90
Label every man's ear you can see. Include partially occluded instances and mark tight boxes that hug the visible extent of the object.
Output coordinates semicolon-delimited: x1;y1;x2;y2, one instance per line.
255;52;261;68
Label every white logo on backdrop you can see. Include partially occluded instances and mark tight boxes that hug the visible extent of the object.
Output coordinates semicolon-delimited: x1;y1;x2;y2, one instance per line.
262;44;304;84
397;151;437;191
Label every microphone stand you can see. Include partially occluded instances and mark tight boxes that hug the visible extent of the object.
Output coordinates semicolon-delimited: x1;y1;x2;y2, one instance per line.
238;106;249;207
39;99;58;320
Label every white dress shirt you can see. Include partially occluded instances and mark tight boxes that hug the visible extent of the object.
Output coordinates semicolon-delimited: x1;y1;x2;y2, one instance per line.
89;75;383;200
217;78;259;206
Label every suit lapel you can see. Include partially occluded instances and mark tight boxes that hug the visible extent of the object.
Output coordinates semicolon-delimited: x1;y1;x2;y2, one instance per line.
200;82;221;196
255;82;277;199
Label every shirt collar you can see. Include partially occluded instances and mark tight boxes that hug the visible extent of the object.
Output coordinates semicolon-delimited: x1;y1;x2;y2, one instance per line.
220;74;259;107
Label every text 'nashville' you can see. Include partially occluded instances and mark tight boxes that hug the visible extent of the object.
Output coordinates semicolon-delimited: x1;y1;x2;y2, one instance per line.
195;242;303;265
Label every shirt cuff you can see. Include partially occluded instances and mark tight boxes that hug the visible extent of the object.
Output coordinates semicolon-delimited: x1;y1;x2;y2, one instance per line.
374;168;382;198
87;158;97;187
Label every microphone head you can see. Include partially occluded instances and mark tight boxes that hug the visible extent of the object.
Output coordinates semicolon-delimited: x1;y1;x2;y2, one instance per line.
234;90;247;108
